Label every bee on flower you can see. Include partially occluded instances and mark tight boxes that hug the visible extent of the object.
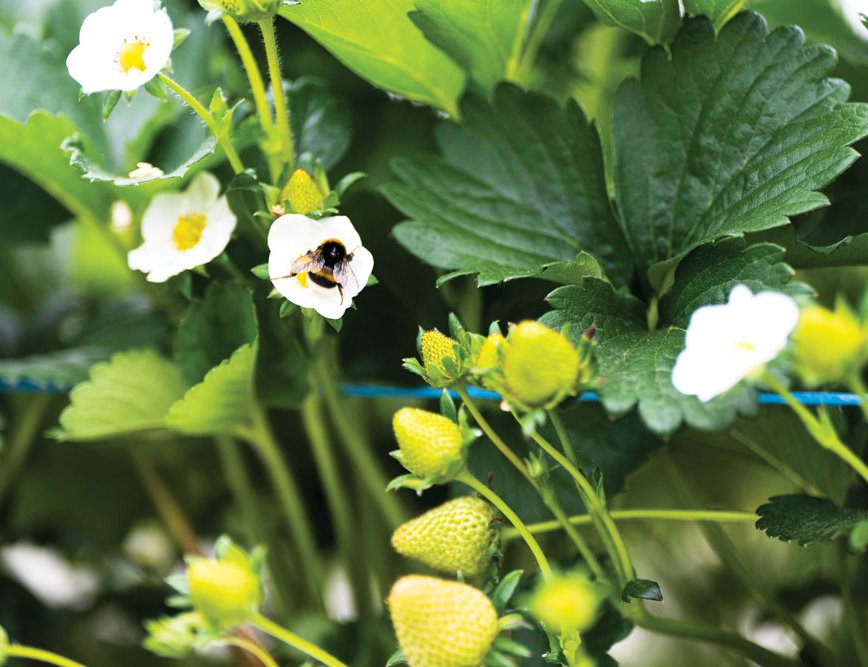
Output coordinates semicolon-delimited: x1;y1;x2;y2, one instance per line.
671;284;800;401
66;0;175;94
268;214;374;320
127;172;237;283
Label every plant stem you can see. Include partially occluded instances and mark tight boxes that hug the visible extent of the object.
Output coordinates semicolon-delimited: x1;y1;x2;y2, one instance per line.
763;372;868;486
0;394;50;513
157;73;244;174
504;509;759;539
222;14;282;182
5;646;88;667
629;612;803;667
221;637;279;667
456;388;533;483
301;390;371;618
848;373;868;423
840;543;868;666
314;351;405;528
456;471;553;579
458;390;605;579
215;436;266;544
130;449;202;556
258;18;294;172
517;0;563;81
252;613;348;667
525;415;635;585
238;407;323;608
664;459;837;667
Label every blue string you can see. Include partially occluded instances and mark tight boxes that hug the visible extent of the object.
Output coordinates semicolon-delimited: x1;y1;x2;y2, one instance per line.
0;378;864;406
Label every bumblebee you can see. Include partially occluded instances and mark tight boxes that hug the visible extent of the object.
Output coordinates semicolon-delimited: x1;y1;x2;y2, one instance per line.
273;238;359;303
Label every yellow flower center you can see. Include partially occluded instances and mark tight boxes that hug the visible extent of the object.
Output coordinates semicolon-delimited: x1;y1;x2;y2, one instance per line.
296;272;309;288
173;212;206;251
118;38;149;73
735;340;756;352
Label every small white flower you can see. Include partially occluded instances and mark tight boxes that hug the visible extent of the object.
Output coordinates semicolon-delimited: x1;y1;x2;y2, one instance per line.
66;0;174;94
129;161;164;180
671;285;799;402
268;214;374;320
128;172;237;283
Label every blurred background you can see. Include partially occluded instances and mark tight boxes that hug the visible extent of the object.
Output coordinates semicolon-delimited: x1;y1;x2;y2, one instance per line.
1;0;868;665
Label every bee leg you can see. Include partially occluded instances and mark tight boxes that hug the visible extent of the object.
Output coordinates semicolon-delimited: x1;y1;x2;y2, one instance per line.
338;285;344;305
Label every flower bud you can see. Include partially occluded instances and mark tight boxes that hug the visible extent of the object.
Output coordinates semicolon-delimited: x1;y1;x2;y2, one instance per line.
391;496;499;577
503;321;580;408
281;168;325;215
198;0;283;22
420;329;462;386
144;612;206;658
793;303;868;386
187;558;261;629
530;573;600;634
475;332;507;372
388;575;498;667
393;408;464;479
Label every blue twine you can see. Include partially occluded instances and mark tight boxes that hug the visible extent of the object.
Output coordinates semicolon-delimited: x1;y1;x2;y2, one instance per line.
0;378;864;406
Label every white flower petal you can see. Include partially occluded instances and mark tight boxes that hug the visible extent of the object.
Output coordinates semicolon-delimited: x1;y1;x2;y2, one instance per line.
347;246;374;297
312;216;363;251
671;285;799;401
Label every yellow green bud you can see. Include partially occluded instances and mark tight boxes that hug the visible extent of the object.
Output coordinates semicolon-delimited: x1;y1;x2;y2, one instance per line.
144;612;206;659
281;168;325;214
421;329;461;385
503;321;580;408
793;303;868;386
393;408;464;479
388;575;498;667
187;558;261;629
530;573;600;634
475;332;507;372
391;496;499;577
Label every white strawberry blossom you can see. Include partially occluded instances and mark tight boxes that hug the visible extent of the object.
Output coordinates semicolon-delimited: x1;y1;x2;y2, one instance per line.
671;285;800;402
128;172;237;283
66;0;174;94
268;215;374;320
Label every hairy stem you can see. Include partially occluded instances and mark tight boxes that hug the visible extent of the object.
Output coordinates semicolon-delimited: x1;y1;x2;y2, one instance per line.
258;18;294;172
252;613;348;667
4;646;89;667
504;509;758;539
158;73;244;173
457;471;553;579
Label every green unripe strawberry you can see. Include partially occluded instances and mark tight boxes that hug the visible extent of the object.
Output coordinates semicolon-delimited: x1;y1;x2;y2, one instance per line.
420;329;462;386
391;496;499;577
393;407;464;479
187;558;261;629
530;573;600;634
388;575;498;667
793;303;868;386
504;321;580;408
281;168;325;214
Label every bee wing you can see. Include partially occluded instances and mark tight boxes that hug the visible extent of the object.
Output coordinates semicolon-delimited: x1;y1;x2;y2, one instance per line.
332;259;360;296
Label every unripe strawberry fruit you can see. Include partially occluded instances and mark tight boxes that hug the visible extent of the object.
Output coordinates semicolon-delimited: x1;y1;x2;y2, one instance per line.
388;575;498;667
393;407;463;478
530;573;599;634
504;321;579;407
281;168;325;214
475;332;507;372
421;330;460;377
793;304;868;386
187;559;261;629
391;496;498;577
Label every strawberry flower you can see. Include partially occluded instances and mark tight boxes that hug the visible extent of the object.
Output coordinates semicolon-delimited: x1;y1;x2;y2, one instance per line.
66;0;174;94
672;285;799;402
128;172;237;283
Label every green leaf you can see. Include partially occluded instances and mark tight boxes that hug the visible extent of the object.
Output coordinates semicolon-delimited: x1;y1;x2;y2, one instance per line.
613;13;868;290
0;348;108;391
657;239;809;328
581;0;681;44
541;278;646;339
683;0;744;30
174;282;258;384
490;570;523;614
57;350;188;441
165;342;258;436
756;494;868;546
255;303;309;409
63;132;216;187
753;226;868;269
622;578;663;602
288;77;352;171
408;0;531;92
384;86;631;287
278;0;465;114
